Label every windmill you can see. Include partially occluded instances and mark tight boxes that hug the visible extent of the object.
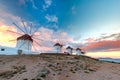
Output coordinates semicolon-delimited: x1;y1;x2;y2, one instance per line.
53;32;69;53
8;21;43;55
66;46;73;55
54;43;63;53
74;43;86;55
76;48;82;55
75;47;86;55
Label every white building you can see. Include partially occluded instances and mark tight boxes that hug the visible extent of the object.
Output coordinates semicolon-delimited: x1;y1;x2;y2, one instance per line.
0;45;38;55
0;34;37;55
76;48;84;55
54;43;62;53
16;34;33;51
66;46;73;55
0;46;18;55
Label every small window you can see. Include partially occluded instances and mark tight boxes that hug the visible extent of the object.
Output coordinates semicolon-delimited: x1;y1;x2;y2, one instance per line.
1;48;5;51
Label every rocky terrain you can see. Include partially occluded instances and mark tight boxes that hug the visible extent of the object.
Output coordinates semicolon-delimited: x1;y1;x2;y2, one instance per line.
0;54;120;80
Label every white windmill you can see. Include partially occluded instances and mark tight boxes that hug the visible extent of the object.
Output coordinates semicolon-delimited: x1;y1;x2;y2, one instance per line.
54;43;63;53
66;46;73;55
76;48;82;55
8;21;43;55
76;48;85;56
53;32;68;53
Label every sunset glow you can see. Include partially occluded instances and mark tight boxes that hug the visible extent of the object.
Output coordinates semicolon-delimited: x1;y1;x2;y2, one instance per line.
0;24;17;47
86;51;120;58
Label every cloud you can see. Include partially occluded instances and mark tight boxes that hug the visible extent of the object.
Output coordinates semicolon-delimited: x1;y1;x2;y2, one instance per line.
0;21;18;47
0;8;22;25
33;27;72;44
85;38;96;43
45;14;58;23
84;40;120;52
45;24;59;29
30;0;38;9
78;33;120;52
96;33;120;41
73;35;81;41
0;8;30;34
18;0;38;9
43;0;52;10
71;33;120;53
31;27;72;52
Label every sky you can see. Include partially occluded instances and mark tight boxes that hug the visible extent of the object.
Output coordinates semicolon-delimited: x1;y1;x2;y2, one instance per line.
0;0;120;58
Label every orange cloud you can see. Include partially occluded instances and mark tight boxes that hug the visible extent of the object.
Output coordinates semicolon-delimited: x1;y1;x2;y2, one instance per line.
84;40;120;52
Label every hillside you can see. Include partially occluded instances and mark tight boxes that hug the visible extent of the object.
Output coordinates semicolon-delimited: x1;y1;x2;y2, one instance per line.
0;54;120;80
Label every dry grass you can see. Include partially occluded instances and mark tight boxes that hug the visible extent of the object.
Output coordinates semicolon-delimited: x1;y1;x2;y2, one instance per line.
0;65;26;79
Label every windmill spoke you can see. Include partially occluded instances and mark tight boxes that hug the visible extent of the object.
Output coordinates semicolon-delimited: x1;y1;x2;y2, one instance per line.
33;39;43;52
7;30;23;35
32;36;44;41
32;43;37;51
31;27;39;36
13;22;26;33
8;39;16;42
59;38;61;44
57;33;62;44
34;40;42;46
29;23;33;35
22;20;28;34
33;41;42;52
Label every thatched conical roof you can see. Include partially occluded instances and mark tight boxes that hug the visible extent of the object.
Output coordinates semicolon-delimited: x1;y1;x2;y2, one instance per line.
76;48;82;51
66;46;73;50
17;34;33;42
54;43;63;47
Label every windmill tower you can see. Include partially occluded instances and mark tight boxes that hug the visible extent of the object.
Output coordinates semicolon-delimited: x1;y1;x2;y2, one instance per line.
76;48;82;55
76;48;85;56
66;46;73;55
8;21;43;55
53;32;69;53
54;43;62;53
16;34;33;51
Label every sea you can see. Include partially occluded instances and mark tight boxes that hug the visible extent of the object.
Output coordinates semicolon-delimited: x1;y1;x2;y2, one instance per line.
98;58;120;63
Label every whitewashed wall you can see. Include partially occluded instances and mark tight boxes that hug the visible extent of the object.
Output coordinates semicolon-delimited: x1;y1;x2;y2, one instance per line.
76;50;82;55
16;40;32;51
54;45;61;53
0;46;39;55
66;48;72;55
0;46;18;55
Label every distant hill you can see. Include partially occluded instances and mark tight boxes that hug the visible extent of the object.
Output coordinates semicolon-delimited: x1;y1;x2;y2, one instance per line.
99;58;120;63
0;54;120;80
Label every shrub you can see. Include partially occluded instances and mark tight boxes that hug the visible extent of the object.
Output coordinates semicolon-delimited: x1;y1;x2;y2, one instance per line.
36;78;42;80
40;74;46;78
88;68;96;72
0;71;16;78
84;71;90;73
23;78;28;80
